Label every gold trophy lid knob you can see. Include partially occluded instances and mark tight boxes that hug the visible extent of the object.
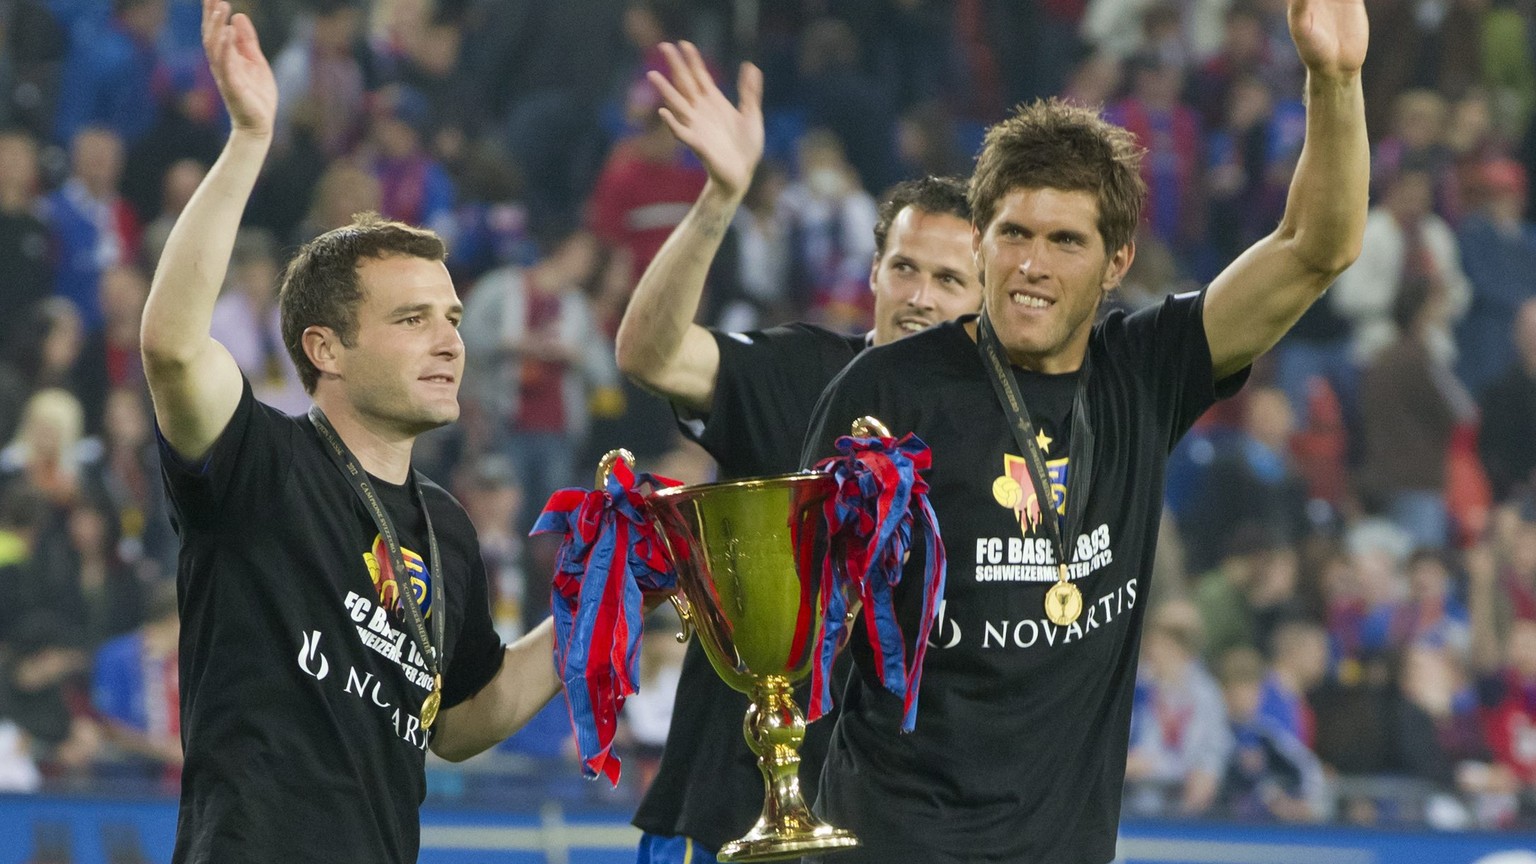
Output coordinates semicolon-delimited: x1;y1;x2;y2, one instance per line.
850;416;891;438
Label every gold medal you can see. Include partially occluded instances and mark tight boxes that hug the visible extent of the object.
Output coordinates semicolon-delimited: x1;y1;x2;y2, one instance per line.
1044;566;1082;626
420;674;443;730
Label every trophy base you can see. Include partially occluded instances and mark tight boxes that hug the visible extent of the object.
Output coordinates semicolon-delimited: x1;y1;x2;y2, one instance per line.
717;824;860;862
716;677;862;862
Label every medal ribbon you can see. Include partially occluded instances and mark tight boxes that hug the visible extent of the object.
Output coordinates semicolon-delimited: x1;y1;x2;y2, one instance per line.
308;408;445;720
809;433;945;732
974;312;1094;593
530;456;680;785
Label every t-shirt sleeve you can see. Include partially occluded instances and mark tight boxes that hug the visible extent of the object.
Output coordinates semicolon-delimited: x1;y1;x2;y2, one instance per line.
1107;288;1249;451
441;535;506;710
798;354;886;469
155;375;294;534
681;325;859;475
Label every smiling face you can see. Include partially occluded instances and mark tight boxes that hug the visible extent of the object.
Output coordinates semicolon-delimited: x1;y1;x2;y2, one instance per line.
870;206;981;346
973;187;1133;372
322;255;464;437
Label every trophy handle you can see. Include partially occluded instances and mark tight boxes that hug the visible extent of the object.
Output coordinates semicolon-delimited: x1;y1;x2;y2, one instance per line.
667;594;695;644
595;447;637;486
851;415;891;437
599;448;694;643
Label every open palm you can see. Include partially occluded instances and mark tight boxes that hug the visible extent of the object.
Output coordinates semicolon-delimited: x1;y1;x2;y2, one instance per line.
202;0;277;138
1289;0;1368;78
647;41;763;198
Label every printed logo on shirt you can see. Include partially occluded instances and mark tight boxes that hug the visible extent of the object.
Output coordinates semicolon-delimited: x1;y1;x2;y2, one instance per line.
991;451;1068;535
926;578;1139;650
362;535;434;619
295;611;433;752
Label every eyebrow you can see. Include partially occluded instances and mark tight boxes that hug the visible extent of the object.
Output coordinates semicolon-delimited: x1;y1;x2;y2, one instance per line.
387;302;464;318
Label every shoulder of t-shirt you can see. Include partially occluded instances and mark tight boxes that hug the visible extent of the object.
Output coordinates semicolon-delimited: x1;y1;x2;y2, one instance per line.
157;374;288;474
1093;289;1206;343
833;316;973;384
711;321;865;359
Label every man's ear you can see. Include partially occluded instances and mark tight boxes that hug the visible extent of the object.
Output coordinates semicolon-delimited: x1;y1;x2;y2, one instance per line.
303;326;342;381
1101;240;1136;293
972;224;986;287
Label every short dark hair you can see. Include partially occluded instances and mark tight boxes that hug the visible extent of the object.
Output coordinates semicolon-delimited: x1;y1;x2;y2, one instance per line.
969;99;1146;253
278;212;446;393
873;175;971;260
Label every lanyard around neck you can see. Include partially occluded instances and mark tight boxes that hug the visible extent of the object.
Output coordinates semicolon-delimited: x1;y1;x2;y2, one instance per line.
308;407;444;687
973;312;1095;573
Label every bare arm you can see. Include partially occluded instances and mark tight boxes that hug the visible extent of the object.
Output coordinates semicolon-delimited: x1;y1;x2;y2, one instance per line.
613;42;763;415
141;0;277;459
1202;0;1369;380
429;618;561;761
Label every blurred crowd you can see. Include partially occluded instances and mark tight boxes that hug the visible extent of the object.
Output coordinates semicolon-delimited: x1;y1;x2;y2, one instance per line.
0;0;1535;832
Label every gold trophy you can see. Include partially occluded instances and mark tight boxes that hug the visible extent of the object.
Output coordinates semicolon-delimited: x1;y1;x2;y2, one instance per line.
631;418;888;862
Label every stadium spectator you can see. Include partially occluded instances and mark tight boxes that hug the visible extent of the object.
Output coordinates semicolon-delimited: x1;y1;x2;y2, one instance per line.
0;129;51;316
53;0;169;146
1127;601;1233;818
1457;159;1536;397
1479;300;1536;500
1217;645;1327;822
43;127;141;334
91;582;179;786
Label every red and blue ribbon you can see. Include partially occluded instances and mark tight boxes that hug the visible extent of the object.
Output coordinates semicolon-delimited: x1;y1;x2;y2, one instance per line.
809;433;945;732
531;458;680;785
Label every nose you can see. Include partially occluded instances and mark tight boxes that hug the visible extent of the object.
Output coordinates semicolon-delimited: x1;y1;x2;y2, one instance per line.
434;319;463;359
904;275;936;310
1018;242;1047;281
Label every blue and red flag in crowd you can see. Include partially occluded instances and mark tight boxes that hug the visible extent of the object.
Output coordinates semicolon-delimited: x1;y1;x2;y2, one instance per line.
531;456;680;785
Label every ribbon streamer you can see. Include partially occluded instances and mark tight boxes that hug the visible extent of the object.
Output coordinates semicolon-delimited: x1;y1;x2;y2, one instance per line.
531;457;680;785
809;433;946;732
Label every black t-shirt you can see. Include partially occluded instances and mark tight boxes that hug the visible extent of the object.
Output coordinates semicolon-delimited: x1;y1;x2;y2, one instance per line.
799;291;1245;864
160;379;504;864
632;323;864;850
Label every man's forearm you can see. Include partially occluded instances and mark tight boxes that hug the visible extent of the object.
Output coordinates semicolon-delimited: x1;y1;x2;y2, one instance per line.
613;179;740;404
1277;71;1369;276
431;618;561;761
141;130;271;365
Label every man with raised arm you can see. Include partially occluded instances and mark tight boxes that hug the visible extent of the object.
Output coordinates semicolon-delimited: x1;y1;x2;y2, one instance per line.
613;42;983;864
799;1;1369;861
141;4;560;862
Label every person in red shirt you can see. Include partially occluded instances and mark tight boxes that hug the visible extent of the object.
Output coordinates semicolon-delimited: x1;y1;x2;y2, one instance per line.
1480;619;1536;793
586;75;707;334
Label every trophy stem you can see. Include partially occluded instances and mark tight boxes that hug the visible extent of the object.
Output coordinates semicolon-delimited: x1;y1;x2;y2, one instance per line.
716;676;860;862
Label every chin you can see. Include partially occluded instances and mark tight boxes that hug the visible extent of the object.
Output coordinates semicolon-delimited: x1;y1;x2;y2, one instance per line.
428;402;461;426
406;401;460;434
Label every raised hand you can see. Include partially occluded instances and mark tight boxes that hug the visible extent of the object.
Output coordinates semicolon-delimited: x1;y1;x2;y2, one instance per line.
202;0;277;139
647;41;763;200
1288;0;1368;80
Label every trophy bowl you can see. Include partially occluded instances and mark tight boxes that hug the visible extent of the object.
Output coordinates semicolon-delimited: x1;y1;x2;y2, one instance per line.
648;472;860;862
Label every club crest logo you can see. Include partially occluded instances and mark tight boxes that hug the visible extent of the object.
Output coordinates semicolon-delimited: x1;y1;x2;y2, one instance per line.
362;535;434;619
992;452;1069;534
